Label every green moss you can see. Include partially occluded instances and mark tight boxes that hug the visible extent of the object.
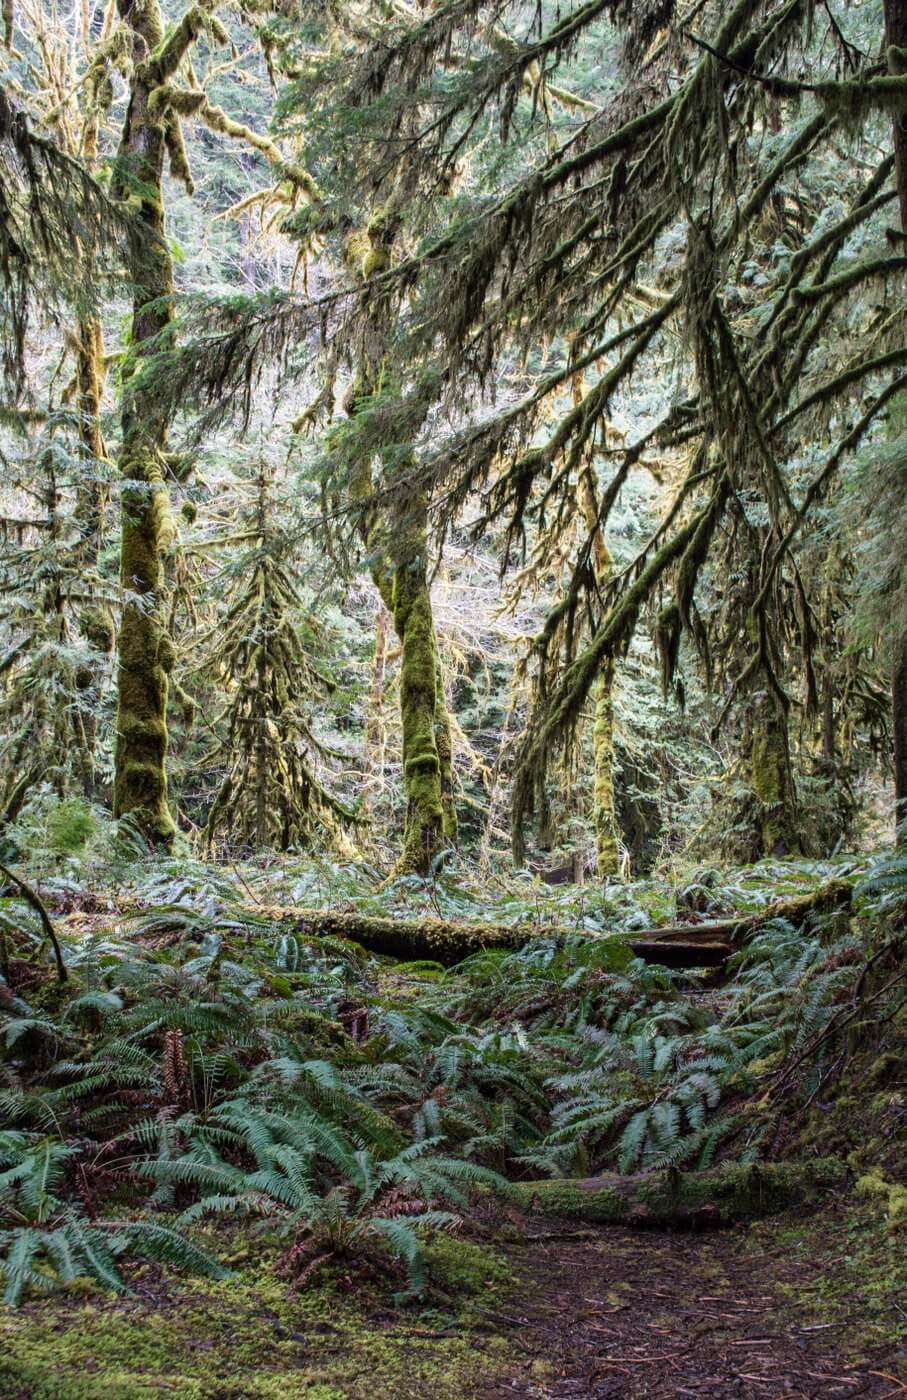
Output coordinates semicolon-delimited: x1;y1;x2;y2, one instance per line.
392;531;447;875
592;663;620;878
0;1256;514;1400
856;1170;907;1230
423;1234;512;1298
513;1159;846;1225
749;690;801;859
113;460;177;846
768;1200;907;1346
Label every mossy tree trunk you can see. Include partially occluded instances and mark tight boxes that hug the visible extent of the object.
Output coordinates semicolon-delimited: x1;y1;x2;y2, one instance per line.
347;212;457;875
364;601;389;809
592;661;620;876
75;317;107;558
578;465;621;877
110;0;189;845
749;686;801;859
895;642;907;836
886;0;907;839
73;314;109;797
387;492;454;873
434;642;457;844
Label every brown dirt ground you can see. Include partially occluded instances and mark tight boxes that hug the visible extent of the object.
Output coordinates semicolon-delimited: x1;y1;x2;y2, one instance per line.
479;1217;907;1400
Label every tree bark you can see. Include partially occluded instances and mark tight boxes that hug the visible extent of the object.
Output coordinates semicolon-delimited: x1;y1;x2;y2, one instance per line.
885;0;907;839
749;687;801;858
592;664;620;877
578;465;622;877
390;495;450;873
894;641;907;835
111;0;185;844
74;314;109;797
348;211;457;874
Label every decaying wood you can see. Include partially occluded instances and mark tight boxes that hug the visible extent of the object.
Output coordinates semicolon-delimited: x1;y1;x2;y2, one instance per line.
286;879;852;969
513;1157;846;1226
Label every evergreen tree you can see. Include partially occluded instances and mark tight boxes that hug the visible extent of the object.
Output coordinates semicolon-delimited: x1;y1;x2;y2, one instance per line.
261;0;907;855
201;459;354;851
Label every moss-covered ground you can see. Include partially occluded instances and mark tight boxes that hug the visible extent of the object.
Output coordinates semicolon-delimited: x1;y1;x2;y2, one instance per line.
0;1236;514;1400
4;1197;907;1399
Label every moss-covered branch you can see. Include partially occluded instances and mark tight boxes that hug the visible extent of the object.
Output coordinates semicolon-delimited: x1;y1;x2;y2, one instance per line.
513;1158;846;1226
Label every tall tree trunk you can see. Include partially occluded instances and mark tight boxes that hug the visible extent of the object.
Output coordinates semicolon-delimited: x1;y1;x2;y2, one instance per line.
390;494;450;874
750;687;801;859
348;211;457;874
886;0;907;837
73;314;109;797
75;317;107;555
70;55;114;798
110;0;178;844
592;662;620;877
894;642;907;834
434;643;458;844
577;465;621;877
363;601;389;812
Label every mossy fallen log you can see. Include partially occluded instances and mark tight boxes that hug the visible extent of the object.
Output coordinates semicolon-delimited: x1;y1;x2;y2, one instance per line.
512;1158;846;1227
289;879;852;969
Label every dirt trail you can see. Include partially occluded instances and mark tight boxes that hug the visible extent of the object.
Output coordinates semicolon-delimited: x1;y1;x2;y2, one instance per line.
480;1218;907;1399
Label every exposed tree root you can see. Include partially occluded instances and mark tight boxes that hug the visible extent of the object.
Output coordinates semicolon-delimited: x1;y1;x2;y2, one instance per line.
512;1158;846;1226
289;879;852;969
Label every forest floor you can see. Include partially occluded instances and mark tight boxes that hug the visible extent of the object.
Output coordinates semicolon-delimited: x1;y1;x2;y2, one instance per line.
2;849;906;1398
3;1193;907;1398
484;1207;907;1399
1;1187;907;1394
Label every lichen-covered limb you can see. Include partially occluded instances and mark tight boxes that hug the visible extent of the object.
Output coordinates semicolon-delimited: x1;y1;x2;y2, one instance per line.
144;2;225;85
513;1158;846;1226
791;255;907;305
195;100;320;200
288;879;852;967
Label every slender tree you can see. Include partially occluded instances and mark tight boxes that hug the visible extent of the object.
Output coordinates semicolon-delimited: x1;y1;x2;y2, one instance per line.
200;460;354;852
885;0;907;834
336;207;458;875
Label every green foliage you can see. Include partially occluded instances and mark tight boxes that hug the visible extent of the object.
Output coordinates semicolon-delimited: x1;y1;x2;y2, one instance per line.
0;1133;225;1304
44;800;97;856
0;847;902;1311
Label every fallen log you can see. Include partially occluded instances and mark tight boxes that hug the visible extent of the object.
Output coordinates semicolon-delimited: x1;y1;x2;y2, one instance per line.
288;878;852;970
512;1157;846;1227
